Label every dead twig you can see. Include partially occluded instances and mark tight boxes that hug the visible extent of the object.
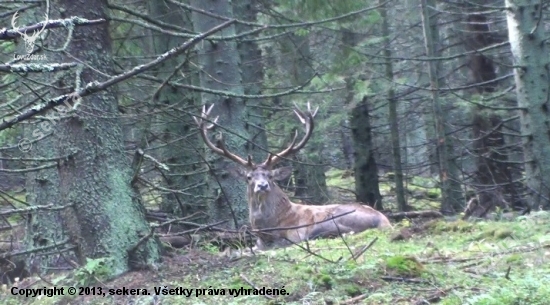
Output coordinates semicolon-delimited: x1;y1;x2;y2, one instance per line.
381;276;429;284
348;237;378;262
504;266;511;280
340;293;368;304
239;274;275;300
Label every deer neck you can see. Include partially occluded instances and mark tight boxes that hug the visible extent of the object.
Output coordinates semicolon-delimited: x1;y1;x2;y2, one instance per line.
247;183;293;229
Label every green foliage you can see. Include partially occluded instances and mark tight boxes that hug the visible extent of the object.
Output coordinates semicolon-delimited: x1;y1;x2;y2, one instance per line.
342;283;362;297
201;243;219;254
313;272;334;289
74;257;111;286
294;28;310;37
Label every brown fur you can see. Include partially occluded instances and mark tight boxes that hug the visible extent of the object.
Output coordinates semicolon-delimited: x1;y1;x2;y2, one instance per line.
241;166;392;250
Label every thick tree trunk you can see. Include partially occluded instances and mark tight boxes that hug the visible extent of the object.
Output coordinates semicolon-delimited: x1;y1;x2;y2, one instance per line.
191;0;249;227
51;0;160;277
350;96;383;210
506;0;550;209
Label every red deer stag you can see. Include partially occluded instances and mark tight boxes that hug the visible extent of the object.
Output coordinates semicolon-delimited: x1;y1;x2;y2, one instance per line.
194;103;391;250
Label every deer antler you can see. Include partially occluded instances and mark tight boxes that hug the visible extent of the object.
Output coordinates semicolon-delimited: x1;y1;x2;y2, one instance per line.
260;102;318;168
11;12;26;37
193;104;253;168
11;0;49;53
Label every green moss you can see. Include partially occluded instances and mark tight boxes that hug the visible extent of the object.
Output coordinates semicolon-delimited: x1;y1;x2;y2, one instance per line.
474;227;514;241
314;273;334;289
385;255;424;277
428;220;474;233
343;284;362;297
505;254;522;264
425;189;440;199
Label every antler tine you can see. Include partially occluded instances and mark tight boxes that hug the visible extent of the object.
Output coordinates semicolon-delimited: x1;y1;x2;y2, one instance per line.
261;102;316;168
195;104;252;168
11;12;25;36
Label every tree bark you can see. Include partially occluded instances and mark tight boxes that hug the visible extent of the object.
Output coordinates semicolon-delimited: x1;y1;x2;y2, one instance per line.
234;0;269;164
277;32;329;204
350;96;383;210
147;0;208;220
506;0;550;210
420;0;465;214
51;0;161;277
380;0;407;211
190;0;249;227
462;7;525;218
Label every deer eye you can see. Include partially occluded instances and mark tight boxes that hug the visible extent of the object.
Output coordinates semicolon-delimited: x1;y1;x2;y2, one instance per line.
247;176;252;180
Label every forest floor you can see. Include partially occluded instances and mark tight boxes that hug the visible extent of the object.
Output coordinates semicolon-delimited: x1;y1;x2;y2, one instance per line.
1;171;550;305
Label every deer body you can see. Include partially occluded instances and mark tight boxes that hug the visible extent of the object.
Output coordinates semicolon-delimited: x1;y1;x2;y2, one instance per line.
245;166;391;249
194;103;391;250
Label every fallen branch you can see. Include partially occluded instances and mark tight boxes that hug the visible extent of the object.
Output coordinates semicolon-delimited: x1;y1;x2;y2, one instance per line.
387;210;443;221
381;276;429;284
341;293;368;304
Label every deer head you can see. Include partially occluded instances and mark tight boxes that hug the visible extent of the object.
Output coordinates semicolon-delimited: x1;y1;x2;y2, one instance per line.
11;7;49;54
193;103;318;195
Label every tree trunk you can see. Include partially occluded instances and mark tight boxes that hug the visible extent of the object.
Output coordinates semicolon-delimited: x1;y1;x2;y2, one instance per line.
190;0;249;227
234;0;269;164
16;4;74;277
51;0;160;277
147;0;208;220
23;124;74;275
462;9;525;218
350;96;383;210
277;32;329;204
420;0;464;214
506;0;550;210
380;0;408;211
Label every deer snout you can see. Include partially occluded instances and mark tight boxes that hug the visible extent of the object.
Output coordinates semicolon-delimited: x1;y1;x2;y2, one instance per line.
255;182;270;192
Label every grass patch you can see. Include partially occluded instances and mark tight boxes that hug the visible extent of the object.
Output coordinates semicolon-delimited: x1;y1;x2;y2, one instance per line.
2;211;549;304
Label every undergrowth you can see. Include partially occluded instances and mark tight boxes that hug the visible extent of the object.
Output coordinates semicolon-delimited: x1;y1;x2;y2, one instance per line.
1;171;549;304
1;210;549;304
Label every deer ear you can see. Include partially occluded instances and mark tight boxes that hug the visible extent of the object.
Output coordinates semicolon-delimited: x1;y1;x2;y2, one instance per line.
227;167;247;179
272;166;292;181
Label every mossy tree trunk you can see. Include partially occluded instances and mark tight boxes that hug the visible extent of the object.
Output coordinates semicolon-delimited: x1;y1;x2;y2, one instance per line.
23;125;72;275
49;0;160;277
